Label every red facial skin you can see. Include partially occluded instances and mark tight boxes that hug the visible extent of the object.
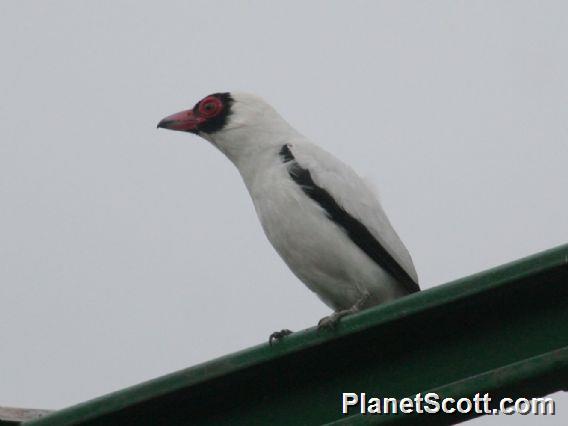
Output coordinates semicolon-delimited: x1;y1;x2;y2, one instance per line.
157;96;223;132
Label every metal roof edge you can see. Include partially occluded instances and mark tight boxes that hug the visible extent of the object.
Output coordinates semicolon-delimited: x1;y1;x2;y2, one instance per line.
27;243;568;425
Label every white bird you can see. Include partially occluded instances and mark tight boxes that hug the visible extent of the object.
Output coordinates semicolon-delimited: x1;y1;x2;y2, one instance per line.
158;92;419;341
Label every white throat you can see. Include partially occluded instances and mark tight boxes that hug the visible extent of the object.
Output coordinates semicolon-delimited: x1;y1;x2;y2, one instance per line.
201;93;303;170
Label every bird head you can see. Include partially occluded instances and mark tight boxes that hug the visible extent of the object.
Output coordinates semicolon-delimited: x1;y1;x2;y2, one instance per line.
157;92;234;135
158;92;299;164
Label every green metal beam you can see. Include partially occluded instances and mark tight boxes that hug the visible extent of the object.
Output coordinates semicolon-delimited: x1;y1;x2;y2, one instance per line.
28;244;568;425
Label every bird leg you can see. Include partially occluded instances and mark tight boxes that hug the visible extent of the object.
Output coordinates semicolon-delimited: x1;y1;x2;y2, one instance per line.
317;292;371;331
269;329;293;345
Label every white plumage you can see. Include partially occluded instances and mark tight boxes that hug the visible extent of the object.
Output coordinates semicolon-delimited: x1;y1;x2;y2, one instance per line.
158;92;419;332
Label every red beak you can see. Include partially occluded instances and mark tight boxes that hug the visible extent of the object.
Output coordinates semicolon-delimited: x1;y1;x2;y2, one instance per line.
157;109;205;132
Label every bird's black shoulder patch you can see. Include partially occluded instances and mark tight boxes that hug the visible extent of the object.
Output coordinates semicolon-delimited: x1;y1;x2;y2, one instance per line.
279;144;419;294
197;92;234;134
279;144;295;163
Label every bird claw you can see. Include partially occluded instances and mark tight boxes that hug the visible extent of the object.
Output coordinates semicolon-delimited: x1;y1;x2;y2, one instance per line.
269;329;293;345
318;293;371;331
317;313;343;331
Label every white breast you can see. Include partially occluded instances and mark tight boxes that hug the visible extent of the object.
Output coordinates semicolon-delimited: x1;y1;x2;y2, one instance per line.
236;144;406;311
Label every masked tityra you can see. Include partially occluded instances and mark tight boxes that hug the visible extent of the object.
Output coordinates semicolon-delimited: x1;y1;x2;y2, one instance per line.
158;92;419;341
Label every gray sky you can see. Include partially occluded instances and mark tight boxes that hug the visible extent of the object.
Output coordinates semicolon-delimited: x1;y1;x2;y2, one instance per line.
1;1;566;424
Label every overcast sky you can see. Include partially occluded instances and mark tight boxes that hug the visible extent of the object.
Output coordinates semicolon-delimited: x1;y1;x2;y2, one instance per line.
1;1;566;424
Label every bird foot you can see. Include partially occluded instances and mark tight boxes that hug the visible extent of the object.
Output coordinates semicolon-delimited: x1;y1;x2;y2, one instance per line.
269;329;293;345
317;310;351;331
317;293;371;331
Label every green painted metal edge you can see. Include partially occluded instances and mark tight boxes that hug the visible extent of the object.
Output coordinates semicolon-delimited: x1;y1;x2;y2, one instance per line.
328;347;568;425
26;244;568;425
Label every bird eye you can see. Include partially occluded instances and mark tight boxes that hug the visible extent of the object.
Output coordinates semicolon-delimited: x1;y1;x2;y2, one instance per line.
198;96;223;118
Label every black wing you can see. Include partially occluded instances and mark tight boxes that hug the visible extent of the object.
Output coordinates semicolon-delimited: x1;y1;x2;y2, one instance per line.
280;144;420;294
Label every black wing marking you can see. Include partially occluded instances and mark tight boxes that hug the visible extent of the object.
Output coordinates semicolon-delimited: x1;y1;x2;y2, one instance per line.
279;144;419;294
